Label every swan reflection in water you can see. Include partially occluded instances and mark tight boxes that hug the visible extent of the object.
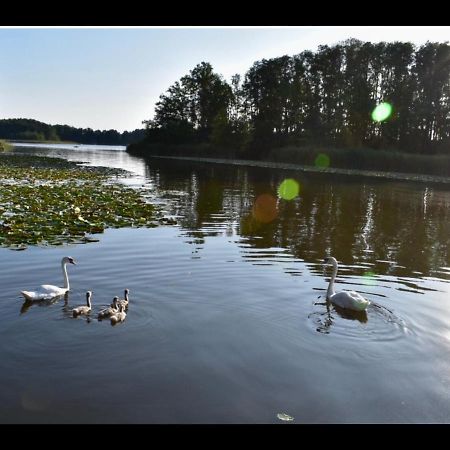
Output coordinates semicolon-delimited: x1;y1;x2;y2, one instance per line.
311;297;368;334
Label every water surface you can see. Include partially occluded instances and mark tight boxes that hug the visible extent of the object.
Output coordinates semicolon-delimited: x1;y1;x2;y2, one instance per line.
1;144;449;423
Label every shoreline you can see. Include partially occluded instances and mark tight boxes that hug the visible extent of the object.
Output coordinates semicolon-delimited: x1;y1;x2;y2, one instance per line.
145;155;450;187
6;139;78;144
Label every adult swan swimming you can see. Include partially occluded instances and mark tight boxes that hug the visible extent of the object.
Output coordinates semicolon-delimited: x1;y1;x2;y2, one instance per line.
323;256;370;311
20;256;77;300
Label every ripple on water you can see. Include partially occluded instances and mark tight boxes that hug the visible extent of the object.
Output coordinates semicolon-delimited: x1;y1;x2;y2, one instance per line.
4;294;165;377
307;296;413;342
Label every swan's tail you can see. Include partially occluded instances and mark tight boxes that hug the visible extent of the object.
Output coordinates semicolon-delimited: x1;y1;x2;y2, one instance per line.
356;299;371;311
20;291;34;301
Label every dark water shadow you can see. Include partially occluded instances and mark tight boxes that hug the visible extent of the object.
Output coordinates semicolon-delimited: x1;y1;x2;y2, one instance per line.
311;299;368;334
333;303;369;323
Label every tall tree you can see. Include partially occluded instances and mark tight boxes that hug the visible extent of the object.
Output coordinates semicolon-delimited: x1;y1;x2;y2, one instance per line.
411;42;450;153
140;40;450;157
150;62;233;144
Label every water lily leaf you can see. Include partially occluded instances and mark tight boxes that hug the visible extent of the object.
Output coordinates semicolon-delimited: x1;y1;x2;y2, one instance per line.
0;154;163;248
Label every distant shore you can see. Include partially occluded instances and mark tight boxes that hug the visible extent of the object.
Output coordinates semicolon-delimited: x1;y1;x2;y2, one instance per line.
127;137;450;182
6;139;78;144
144;154;450;187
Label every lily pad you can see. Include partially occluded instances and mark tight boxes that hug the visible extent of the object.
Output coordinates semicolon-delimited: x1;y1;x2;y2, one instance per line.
0;154;162;248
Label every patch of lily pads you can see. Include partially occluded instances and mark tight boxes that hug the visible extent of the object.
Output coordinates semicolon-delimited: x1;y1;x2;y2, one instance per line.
0;154;169;249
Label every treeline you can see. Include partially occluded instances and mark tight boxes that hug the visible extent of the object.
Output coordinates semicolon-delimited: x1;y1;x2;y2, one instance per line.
0;118;146;145
129;39;450;160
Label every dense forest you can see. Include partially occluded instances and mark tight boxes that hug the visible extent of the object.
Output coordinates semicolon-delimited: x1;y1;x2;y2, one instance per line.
128;39;450;174
0;118;145;145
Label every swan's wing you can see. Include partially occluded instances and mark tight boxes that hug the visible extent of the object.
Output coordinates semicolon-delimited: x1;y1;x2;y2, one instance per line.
349;291;370;304
98;306;115;318
21;285;65;300
40;284;65;294
73;305;89;315
41;286;67;298
330;292;353;308
331;291;370;309
21;290;43;300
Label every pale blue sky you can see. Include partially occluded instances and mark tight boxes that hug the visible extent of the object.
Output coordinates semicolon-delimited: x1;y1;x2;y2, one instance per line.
1;26;449;132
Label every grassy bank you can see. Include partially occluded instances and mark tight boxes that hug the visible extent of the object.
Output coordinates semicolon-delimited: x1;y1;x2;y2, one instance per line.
0;154;162;249
127;141;450;178
268;145;450;178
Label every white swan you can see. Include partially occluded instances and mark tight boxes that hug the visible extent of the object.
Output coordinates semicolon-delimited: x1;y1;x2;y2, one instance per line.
323;257;370;311
72;291;92;317
98;297;119;320
111;289;129;310
21;256;77;300
110;303;126;325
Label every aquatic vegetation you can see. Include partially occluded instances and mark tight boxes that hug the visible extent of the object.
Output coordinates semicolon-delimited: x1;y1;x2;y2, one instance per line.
0;154;159;249
0;140;12;152
0;153;127;178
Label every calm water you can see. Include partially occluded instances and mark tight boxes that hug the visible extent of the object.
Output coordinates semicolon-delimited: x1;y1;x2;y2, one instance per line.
1;144;450;423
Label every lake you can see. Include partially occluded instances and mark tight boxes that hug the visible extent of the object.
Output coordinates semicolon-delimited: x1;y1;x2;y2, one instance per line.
1;143;449;423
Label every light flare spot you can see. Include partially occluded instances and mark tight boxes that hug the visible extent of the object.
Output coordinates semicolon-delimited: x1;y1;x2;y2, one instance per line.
278;179;300;200
362;270;377;286
314;153;330;168
252;194;278;223
371;102;393;122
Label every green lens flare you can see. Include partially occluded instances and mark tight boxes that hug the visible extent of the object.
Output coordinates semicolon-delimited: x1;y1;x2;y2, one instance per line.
314;153;330;168
362;271;377;286
278;179;300;200
371;102;393;122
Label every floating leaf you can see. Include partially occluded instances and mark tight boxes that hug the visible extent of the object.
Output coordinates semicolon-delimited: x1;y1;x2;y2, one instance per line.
277;413;294;422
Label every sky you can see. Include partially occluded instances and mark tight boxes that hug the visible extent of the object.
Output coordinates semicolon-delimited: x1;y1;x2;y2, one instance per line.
0;26;449;132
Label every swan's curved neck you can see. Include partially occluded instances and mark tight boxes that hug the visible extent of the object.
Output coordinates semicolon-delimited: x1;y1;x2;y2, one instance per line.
61;260;69;290
327;261;338;298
